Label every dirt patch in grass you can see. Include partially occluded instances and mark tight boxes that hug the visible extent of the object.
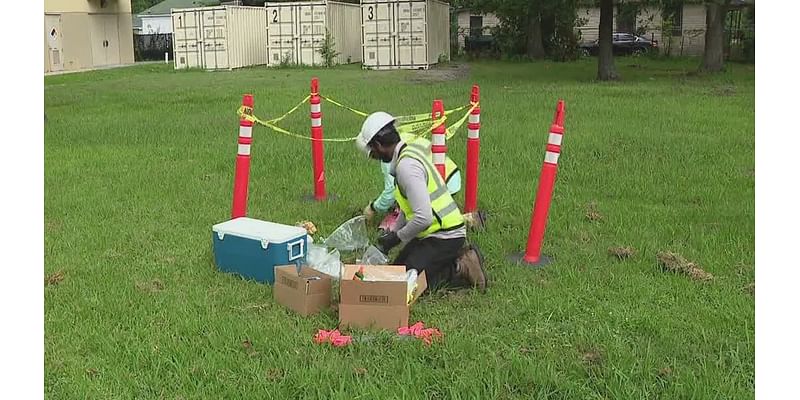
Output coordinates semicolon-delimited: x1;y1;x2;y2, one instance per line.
535;278;550;287
586;202;603;222
242;340;258;357
710;84;737;97
265;368;284;382
45;219;62;234
136;279;165;293
581;348;604;367
656;252;713;281
577;230;592;244
353;367;368;376
658;367;673;380
103;248;122;259
743;282;755;295
406;63;470;84
608;246;636;260
45;271;65;287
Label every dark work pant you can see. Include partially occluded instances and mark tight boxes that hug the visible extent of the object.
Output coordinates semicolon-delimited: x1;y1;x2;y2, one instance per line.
393;236;466;290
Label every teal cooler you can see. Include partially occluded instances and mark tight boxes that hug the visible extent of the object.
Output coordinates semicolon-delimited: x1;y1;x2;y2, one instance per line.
212;217;308;284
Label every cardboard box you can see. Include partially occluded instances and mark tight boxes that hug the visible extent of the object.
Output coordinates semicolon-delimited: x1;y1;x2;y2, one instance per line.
338;265;427;330
273;265;332;316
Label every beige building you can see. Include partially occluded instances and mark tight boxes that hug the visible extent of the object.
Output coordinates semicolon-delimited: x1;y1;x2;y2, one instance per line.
454;10;500;50
576;3;708;56
45;0;135;73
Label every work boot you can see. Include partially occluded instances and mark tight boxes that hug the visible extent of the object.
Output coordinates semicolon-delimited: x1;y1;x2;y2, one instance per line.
455;243;488;293
462;210;487;230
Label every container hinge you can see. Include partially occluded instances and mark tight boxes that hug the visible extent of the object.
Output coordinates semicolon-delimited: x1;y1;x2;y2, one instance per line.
261;239;270;250
217;231;225;241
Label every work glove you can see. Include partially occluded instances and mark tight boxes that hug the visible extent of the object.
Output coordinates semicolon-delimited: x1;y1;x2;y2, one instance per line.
363;202;376;220
377;231;401;253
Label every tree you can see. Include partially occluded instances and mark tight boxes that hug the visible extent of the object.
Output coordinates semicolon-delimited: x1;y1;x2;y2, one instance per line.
465;0;579;60
597;0;619;80
700;0;732;72
132;0;162;14
527;3;547;59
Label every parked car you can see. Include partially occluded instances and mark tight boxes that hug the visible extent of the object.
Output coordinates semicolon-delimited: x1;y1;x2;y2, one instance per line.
579;33;659;56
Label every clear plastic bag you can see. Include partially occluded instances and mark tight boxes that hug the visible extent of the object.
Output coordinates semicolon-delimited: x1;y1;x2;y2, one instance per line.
323;216;369;252
360;245;389;265
406;269;419;303
306;243;343;279
361;268;407;282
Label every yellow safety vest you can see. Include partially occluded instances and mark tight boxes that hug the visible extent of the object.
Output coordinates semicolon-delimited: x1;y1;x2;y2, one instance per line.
393;143;465;238
400;135;460;189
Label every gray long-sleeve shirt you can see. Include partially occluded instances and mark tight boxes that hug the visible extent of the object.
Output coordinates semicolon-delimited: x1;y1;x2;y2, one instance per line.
389;141;466;242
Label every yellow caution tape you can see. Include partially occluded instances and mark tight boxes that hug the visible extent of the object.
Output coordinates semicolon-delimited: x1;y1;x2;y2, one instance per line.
237;104;358;143
320;94;470;125
235;95;476;145
396;120;437;135
319;95;370;117
394;104;470;124
263;121;358;143
444;102;479;139
268;95;311;124
394;112;433;124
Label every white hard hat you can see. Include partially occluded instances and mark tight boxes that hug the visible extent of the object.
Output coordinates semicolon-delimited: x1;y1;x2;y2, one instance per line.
357;111;395;156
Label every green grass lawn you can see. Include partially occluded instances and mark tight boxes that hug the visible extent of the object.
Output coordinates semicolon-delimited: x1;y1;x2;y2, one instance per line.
44;58;754;399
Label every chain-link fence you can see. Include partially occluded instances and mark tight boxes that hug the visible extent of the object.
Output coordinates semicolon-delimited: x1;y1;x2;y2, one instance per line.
133;33;172;62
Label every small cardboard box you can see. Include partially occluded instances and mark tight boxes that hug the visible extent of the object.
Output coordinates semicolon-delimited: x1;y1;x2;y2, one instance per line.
338;265;427;330
273;265;332;316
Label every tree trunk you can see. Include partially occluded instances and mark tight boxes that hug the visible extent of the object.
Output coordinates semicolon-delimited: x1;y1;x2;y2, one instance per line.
701;1;727;72
597;0;619;80
527;10;546;59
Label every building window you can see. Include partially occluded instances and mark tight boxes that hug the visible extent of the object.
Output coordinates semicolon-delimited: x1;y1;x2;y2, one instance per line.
470;16;483;37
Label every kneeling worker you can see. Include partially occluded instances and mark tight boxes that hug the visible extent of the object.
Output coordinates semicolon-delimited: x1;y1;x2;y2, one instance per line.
356;111;487;292
362;134;461;233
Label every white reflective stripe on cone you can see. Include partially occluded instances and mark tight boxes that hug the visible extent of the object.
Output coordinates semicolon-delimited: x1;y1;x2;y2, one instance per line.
431;133;446;145
433;152;446;164
469;114;480;124
311;118;321;127
311;103;321;113
544;151;559;164
548;132;563;146
239;126;253;138
238;144;251;156
468;129;479;139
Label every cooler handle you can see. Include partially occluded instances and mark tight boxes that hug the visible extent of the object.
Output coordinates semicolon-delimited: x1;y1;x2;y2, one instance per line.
287;239;305;262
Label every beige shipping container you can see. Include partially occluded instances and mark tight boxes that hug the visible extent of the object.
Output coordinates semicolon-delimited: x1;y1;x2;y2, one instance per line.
267;1;362;66
172;6;268;70
361;0;450;70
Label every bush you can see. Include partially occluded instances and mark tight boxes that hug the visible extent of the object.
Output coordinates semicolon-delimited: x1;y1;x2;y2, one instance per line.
317;28;340;68
548;26;580;62
489;21;526;59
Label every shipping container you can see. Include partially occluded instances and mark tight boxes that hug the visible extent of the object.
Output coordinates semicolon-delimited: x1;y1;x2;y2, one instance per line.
266;1;362;66
172;6;268;70
361;0;450;70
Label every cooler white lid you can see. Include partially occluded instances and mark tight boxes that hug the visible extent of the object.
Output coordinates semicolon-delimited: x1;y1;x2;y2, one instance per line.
213;217;307;243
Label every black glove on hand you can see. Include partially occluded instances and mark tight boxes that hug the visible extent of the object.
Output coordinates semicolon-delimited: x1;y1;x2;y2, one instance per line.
377;231;401;253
